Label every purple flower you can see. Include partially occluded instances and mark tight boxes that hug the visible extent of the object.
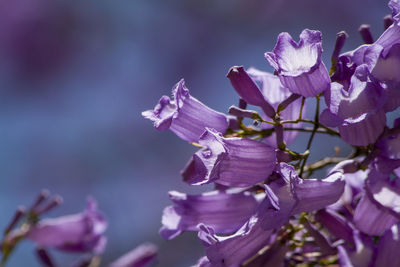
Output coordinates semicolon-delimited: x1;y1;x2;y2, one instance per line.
376;118;400;157
332;1;400;112
338;224;400;267
353;169;400;235
374;224;400;267
242;237;289;267
337;234;374;267
320;66;386;146
265;29;330;97
110;243;158;267
260;163;345;230
375;119;400;173
247;67;305;147
181;128;276;187
198;215;274;266
227;66;276;118
27;197;107;254
315;209;355;244
159;189;259;240
227;67;275;118
389;0;400;16
142;79;228;143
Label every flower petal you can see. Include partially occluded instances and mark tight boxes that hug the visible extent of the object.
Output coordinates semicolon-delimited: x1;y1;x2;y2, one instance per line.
142;79;228;142
265;29;330;97
227;66;275;118
27;197;107;253
182;128;276;187
374;225;400;267
353;188;399;235
160;190;259;240
198;216;274;266
315;209;354;244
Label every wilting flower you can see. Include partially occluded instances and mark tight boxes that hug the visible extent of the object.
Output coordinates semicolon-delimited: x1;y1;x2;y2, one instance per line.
27;197;107;254
142;79;229;143
265;29;330;97
182;128;276;187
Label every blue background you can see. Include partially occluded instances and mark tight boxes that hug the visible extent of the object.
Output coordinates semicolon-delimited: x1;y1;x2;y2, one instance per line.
0;0;389;266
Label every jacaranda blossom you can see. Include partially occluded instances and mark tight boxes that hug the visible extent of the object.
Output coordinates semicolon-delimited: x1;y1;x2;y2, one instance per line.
198;215;274;266
182;128;276;187
247;67;305;147
142;79;229;143
27;197;107;254
265;29;330;97
227;66;275;118
353;169;400;235
260;163;345;230
160;189;259;240
320;65;386;146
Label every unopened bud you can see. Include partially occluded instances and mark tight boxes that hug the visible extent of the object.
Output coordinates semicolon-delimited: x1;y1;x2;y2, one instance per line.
4;206;26;234
35;247;55;267
359;24;374;44
384;15;393;30
35;196;63;215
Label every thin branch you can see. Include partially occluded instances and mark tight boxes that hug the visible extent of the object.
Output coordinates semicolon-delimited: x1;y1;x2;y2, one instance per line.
299;96;320;177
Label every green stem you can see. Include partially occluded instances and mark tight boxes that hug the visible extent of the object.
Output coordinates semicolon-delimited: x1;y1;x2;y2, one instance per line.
303;157;346;177
283;127;339;136
299;96;320;177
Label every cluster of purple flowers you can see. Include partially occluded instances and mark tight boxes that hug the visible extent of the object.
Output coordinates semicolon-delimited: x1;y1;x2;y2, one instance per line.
2;1;400;266
143;0;400;266
1;190;157;267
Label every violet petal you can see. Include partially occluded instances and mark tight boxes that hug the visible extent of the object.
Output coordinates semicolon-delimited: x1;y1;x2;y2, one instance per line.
182;128;276;187
142;79;228;142
160;190;258;240
265;29;330;97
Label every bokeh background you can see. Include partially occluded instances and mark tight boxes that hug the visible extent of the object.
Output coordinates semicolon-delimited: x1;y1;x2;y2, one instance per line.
0;0;390;266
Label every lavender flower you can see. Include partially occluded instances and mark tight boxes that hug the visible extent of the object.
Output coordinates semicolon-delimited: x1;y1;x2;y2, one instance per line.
315;209;355;244
374;224;400;266
227;66;275;118
265;29;330;97
198;215;274;266
260;163;345;230
160;190;259;240
375;119;400;173
331;1;400;113
353;170;400;235
182;128;276;187
27;197;107;254
247;67;305;147
320;66;386;146
142;79;228;143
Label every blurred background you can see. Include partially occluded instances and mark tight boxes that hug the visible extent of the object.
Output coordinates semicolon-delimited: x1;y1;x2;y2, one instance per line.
0;0;390;266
